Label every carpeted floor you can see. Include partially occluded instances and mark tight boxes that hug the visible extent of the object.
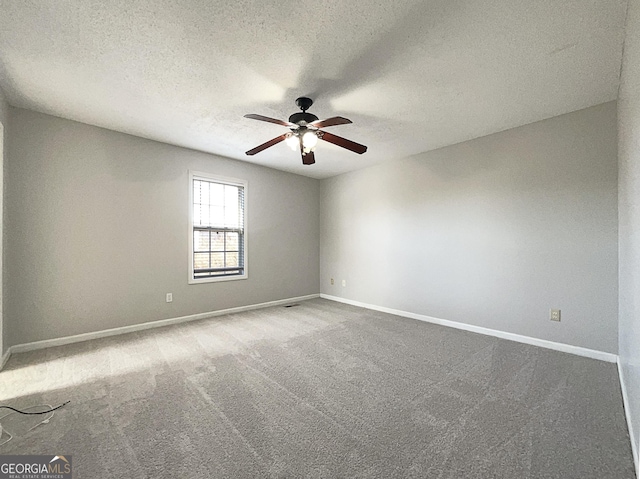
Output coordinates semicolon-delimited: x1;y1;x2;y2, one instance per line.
0;298;635;478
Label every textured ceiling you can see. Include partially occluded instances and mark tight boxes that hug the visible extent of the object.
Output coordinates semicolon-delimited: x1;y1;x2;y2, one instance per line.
0;0;628;179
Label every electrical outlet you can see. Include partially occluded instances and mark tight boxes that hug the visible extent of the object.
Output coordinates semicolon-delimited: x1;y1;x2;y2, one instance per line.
550;309;560;322
331;278;334;285
166;293;173;303
342;279;346;287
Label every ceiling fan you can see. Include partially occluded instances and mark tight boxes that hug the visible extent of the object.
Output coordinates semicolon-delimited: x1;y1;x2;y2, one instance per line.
244;97;367;165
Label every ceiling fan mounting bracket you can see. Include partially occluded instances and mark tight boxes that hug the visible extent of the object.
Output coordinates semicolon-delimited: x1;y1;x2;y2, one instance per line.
295;97;313;112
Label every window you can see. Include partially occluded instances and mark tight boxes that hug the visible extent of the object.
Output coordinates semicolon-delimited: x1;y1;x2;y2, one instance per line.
189;171;247;283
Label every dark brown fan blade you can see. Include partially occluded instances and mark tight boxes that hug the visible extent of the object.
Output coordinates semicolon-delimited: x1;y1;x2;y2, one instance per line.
245;134;288;156
318;131;367;154
302;149;315;165
310;116;352;128
244;114;293;127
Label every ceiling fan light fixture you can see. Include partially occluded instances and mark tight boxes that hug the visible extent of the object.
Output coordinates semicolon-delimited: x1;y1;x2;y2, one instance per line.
302;131;318;149
285;134;299;151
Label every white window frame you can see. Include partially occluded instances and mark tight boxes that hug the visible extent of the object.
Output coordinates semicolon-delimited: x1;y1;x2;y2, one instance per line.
188;170;248;284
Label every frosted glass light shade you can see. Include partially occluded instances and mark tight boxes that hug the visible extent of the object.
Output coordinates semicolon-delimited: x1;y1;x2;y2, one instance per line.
285;135;299;151
302;131;318;149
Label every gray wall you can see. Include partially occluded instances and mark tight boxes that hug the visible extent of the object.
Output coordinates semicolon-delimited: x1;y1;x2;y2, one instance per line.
618;0;640;469
6;108;319;346
320;102;618;354
0;88;7;358
0;87;8;128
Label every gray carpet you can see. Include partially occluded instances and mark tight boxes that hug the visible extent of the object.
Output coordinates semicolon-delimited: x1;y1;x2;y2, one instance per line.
0;298;635;478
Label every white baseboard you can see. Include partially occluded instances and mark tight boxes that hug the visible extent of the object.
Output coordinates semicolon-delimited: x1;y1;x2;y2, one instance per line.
618;358;640;479
5;294;320;358
320;294;618;363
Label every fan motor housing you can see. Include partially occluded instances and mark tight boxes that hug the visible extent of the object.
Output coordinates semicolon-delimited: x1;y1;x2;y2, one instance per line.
289;111;319;125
